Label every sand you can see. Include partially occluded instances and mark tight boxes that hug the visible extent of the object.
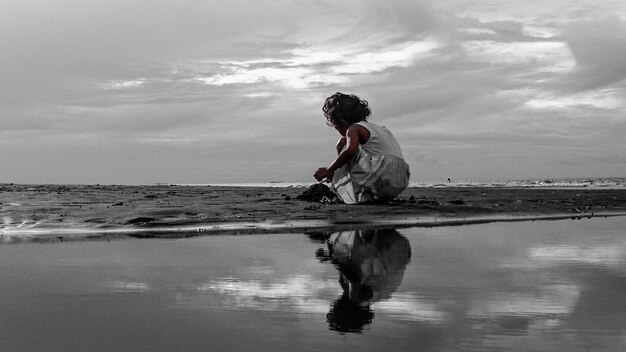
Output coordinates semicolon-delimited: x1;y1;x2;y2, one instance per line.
2;183;626;243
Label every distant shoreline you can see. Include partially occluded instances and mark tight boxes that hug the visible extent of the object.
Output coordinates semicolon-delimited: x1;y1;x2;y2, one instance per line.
2;176;626;189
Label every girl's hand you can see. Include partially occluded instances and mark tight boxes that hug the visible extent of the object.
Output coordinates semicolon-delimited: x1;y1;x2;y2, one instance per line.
314;167;333;182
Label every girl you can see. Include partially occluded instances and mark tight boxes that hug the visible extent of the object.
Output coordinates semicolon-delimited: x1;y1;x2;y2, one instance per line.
314;92;410;204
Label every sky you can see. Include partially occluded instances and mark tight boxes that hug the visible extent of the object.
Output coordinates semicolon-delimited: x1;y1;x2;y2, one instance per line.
2;0;626;184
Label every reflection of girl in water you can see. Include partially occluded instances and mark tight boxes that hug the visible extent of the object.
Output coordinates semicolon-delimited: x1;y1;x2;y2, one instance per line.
320;228;411;333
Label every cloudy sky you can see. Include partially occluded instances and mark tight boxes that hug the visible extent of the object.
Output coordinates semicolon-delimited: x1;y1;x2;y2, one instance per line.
2;0;625;184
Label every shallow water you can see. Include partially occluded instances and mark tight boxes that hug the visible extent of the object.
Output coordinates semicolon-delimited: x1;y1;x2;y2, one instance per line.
2;217;626;351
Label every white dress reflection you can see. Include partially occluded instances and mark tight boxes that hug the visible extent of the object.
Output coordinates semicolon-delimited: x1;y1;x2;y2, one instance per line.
315;228;411;333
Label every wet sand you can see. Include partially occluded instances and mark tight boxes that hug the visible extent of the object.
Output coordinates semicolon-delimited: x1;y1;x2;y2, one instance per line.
2;183;626;242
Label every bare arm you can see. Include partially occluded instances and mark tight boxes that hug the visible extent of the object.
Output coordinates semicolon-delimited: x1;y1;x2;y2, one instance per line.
327;126;360;173
314;125;366;181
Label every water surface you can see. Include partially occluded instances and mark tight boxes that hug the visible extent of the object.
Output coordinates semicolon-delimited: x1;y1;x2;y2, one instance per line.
2;217;626;351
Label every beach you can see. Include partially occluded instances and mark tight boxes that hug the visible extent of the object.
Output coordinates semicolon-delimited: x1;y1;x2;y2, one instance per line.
4;183;626;351
2;183;626;242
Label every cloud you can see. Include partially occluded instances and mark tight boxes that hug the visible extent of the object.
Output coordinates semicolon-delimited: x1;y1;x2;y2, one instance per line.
560;16;626;91
375;293;448;322
530;245;626;267
1;0;626;183
192;40;440;90
468;285;580;317
104;281;151;293
200;276;450;322
197;276;336;314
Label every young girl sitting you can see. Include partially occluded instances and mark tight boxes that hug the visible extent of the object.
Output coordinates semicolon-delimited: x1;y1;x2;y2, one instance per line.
314;92;410;204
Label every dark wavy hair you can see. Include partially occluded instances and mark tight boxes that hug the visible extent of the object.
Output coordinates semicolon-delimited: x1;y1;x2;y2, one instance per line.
326;293;374;333
322;92;371;128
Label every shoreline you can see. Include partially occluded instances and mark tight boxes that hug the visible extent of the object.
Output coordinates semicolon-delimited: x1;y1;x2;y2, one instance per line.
2;212;626;244
3;184;626;243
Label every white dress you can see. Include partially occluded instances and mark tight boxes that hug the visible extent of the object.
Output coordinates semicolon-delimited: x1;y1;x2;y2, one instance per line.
328;229;411;302
331;121;410;204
